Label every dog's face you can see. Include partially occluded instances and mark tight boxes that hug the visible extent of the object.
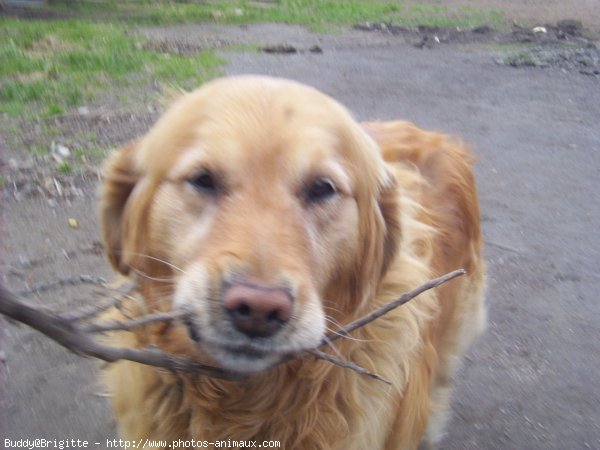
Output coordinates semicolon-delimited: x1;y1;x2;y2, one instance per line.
100;76;398;373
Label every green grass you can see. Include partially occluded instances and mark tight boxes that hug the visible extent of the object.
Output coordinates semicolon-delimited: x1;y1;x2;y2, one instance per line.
45;0;505;30
57;161;73;174
0;18;223;119
48;0;402;28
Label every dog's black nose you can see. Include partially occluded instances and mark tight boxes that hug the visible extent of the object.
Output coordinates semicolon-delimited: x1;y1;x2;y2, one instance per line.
223;280;292;338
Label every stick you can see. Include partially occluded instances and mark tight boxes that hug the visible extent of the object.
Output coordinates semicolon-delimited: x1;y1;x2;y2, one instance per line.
321;269;465;345
309;349;392;385
0;269;465;384
60;295;122;321
272;269;465;380
0;285;239;381
83;310;190;333
61;281;137;321
17;274;107;296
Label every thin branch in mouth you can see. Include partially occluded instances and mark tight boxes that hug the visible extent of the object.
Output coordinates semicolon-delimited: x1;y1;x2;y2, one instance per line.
0;269;466;384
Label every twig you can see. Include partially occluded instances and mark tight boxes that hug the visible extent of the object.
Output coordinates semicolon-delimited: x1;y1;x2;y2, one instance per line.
0;285;239;381
83;310;189;333
322;269;465;345
273;269;466;379
60;282;136;321
308;349;392;385
60;292;126;321
17;274;107;296
0;269;465;385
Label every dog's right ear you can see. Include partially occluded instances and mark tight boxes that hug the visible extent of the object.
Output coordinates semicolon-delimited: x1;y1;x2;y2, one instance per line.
99;141;141;275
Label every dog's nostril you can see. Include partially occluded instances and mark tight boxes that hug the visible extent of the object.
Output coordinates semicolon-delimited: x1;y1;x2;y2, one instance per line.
266;309;280;323
236;302;251;317
223;281;293;338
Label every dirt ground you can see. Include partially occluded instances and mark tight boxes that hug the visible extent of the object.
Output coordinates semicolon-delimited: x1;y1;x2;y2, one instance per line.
2;3;600;449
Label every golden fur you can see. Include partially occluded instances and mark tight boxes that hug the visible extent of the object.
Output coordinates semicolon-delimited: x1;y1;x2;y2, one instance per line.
99;76;486;450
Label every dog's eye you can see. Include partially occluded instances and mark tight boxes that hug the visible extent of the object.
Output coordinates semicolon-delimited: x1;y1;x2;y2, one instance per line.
305;178;337;204
188;171;219;196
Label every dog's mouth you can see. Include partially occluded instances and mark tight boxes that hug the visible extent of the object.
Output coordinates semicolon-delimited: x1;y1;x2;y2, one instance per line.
175;280;326;374
183;319;290;373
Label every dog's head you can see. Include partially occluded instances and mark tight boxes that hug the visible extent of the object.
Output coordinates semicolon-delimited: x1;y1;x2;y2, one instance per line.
100;76;399;373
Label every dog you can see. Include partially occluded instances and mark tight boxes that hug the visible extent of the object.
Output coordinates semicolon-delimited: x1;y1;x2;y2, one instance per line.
99;75;486;449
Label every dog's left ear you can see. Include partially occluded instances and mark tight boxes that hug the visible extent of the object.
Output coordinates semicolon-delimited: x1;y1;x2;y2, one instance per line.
353;171;401;308
99;141;142;275
377;173;401;278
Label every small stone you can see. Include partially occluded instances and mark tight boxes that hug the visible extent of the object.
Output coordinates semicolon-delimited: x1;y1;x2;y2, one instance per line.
51;142;71;158
261;44;297;54
472;25;492;34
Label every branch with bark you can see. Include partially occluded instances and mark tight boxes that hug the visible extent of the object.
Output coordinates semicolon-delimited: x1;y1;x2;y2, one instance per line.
0;269;465;384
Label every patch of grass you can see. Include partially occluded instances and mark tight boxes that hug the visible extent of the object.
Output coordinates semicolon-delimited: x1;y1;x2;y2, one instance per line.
47;1;401;29
0;18;223;119
237;0;403;31
44;1;507;30
29;144;49;156
80;145;110;161
57;162;73;174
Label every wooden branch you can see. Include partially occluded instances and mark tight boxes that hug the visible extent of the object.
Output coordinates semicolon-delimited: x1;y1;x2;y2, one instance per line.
287;270;465;383
0;285;239;381
82;310;189;333
308;349;392;385
61;281;137;321
0;269;465;385
17;274;107;296
322;269;465;345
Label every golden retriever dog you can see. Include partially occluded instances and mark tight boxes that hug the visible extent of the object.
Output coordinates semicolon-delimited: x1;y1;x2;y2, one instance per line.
99;75;486;449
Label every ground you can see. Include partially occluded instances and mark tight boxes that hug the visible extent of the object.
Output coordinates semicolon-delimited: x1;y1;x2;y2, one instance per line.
1;2;600;449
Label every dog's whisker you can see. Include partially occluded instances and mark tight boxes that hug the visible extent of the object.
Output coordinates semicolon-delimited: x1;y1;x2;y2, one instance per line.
119;251;186;274
325;328;374;345
323;317;375;344
130;267;178;283
319;335;344;360
321;305;350;323
323;314;344;328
